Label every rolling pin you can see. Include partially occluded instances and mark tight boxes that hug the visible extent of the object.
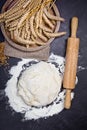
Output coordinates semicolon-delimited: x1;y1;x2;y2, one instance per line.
63;17;80;109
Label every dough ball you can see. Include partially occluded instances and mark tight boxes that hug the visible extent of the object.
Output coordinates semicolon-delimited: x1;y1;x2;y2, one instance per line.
17;61;62;107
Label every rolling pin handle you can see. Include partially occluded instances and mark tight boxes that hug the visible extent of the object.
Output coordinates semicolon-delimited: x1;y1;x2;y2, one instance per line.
64;89;71;109
71;17;78;38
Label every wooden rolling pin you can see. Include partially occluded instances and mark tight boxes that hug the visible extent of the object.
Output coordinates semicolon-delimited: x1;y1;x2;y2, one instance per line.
63;17;80;109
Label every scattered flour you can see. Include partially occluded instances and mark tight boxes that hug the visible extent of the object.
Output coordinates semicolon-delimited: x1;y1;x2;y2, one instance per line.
5;53;74;120
77;54;87;72
77;66;87;72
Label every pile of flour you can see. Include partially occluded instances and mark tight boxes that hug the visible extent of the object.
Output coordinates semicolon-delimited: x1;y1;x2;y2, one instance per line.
5;53;74;120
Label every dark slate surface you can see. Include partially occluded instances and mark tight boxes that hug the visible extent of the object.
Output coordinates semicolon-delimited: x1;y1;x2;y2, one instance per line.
0;0;87;130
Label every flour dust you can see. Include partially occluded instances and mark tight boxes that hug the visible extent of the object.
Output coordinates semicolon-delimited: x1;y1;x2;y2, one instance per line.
3;54;74;120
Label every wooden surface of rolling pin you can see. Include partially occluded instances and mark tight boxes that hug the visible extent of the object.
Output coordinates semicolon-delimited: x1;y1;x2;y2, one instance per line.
63;17;80;109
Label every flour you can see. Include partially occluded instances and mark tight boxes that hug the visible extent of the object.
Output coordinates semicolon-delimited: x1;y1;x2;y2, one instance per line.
77;54;87;72
77;66;87;72
5;53;74;120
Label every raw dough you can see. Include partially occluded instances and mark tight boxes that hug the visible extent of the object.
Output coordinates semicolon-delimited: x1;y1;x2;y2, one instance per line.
17;61;62;107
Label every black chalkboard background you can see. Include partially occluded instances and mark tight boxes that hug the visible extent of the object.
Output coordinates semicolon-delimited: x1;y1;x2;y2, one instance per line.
0;0;87;130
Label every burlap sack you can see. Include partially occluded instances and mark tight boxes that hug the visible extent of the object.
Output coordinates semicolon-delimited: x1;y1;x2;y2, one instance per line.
4;40;50;61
